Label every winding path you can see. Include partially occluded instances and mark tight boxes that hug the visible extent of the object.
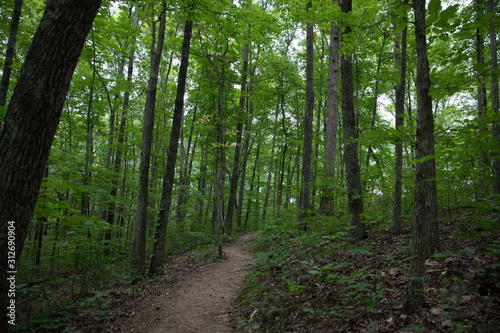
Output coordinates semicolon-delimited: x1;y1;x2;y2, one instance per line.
118;233;255;332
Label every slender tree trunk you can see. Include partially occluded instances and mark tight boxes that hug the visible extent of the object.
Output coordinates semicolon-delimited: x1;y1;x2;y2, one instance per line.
237;64;257;229
319;0;340;216
225;36;250;235
0;0;23;108
0;1;102;329
81;31;97;220
405;0;439;311
341;0;365;242
149;19;193;276
488;0;500;198
133;5;166;278
365;34;386;168
393;5;407;235
476;0;488;196
262;107;279;221
299;0;315;230
246;143;260;229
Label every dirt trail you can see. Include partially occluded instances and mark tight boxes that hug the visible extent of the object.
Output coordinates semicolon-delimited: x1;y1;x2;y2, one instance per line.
117;233;256;332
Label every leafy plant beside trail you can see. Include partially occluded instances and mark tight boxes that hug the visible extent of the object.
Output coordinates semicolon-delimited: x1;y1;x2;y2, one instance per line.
236;207;500;332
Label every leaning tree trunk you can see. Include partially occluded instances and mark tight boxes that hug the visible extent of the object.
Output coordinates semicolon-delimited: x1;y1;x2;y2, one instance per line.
149;19;193;276
393;3;407;235
0;0;23;108
341;0;365;242
319;0;340;216
299;0;315;230
405;0;439;312
133;5;166;278
0;1;102;329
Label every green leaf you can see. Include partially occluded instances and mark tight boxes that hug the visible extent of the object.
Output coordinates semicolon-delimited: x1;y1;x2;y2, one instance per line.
428;0;442;17
345;246;374;255
460;248;476;255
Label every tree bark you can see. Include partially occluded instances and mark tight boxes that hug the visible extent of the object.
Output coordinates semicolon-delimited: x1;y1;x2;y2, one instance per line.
319;0;340;216
225;35;250;235
0;0;23;108
393;3;407;235
262;111;279;221
476;0;488;197
405;0;439;311
488;0;500;198
237;63;257;229
365;34;386;168
133;5;166;278
341;0;365;242
0;1;102;329
299;0;315;230
149;19;193;276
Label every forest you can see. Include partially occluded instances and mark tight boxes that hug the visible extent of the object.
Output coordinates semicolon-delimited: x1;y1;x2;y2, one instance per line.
0;0;499;331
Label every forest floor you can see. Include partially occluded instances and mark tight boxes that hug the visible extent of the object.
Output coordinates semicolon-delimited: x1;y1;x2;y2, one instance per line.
234;208;500;332
88;232;257;333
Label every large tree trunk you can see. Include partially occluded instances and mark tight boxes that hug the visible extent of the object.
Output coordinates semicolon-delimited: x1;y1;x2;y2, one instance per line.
225;36;250;235
488;0;500;198
405;0;439;311
132;5;166;278
319;0;340;216
299;0;315;230
0;0;23;108
0;1;102;329
341;0;365;242
393;3;408;235
149;19;193;276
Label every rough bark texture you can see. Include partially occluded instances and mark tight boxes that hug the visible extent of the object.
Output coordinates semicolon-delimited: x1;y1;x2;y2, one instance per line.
299;0;315;230
393;6;407;235
133;6;166;277
149;20;193;276
319;1;340;216
0;0;23;108
0;1;102;329
225;38;249;234
341;0;365;242
405;0;438;311
489;0;500;198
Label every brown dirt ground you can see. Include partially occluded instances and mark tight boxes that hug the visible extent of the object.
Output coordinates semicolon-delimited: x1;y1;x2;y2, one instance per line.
104;233;256;333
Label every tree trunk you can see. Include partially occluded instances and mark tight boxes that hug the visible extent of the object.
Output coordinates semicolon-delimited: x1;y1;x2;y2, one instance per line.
237;63;257;229
319;0;340;216
262;108;279;221
0;1;102;329
0;0;23;108
133;5;166;278
149;19;193;276
393;4;408;235
365;34;386;168
341;0;365;242
476;0;488;198
405;0;439;311
225;36;250;235
299;0;315;230
488;0;500;198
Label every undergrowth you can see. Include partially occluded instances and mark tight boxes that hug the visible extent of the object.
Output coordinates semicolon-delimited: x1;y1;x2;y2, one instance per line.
236;207;500;332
